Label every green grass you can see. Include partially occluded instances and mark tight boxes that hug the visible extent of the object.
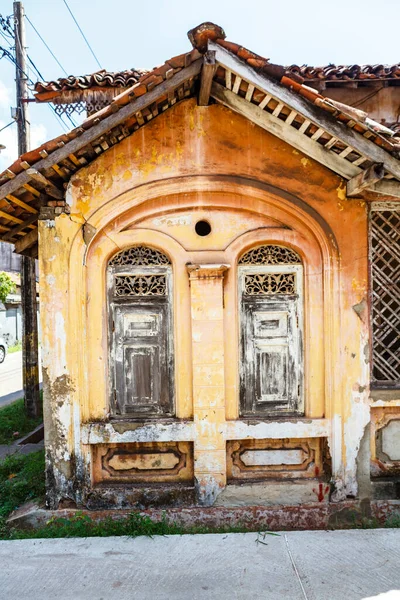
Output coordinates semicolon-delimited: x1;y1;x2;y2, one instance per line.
0;439;399;541
0;398;42;445
6;510;267;541
7;341;22;354
0;450;45;538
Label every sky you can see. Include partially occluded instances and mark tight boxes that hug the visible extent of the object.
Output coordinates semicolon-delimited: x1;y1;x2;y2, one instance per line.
0;0;399;172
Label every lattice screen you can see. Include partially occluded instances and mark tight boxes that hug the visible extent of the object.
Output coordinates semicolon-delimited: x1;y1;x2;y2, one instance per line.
370;206;400;386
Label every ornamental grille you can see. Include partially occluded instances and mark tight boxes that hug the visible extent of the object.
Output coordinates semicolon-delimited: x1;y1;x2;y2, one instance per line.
114;274;167;297
244;273;296;295
239;245;301;265
370;208;400;385
109;246;171;266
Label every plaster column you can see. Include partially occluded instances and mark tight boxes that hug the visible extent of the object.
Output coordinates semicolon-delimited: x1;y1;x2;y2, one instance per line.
187;264;229;506
38;212;82;508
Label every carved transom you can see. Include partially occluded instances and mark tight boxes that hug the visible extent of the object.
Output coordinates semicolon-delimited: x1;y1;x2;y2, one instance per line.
239;245;301;265
244;273;296;295
371;208;400;384
109;246;171;266
114;274;167;297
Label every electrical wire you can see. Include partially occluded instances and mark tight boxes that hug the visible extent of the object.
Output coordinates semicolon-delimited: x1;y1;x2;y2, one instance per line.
0;45;71;133
26;15;68;76
0;120;15;134
27;55;77;128
62;0;102;69
8;13;75;131
0;29;12;48
0;16;72;139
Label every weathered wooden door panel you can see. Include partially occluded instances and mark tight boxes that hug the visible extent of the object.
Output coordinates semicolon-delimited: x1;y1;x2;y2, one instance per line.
107;248;174;419
239;263;303;417
113;303;172;416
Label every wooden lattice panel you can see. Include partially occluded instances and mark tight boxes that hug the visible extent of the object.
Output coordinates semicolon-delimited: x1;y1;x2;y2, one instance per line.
370;206;400;386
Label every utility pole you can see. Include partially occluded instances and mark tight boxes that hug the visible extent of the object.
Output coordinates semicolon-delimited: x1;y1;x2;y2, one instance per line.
13;1;40;418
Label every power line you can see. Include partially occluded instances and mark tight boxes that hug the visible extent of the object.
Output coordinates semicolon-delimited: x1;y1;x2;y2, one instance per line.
1;11;77;132
62;0;102;70
0;44;72;132
0;120;15;134
0;29;12;47
25;14;68;76
27;55;77;128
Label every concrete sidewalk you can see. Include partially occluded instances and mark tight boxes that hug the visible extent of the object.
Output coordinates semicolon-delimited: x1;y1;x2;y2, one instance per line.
0;530;399;600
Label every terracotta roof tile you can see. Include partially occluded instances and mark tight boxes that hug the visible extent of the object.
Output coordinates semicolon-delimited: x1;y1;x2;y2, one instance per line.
34;68;148;93
2;22;400;250
288;63;400;82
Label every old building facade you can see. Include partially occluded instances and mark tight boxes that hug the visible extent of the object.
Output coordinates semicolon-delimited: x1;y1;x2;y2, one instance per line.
0;23;399;519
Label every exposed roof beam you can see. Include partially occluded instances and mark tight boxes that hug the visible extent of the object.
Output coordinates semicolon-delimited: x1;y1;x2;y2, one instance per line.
198;51;216;106
209;41;400;181
13;228;38;254
0;59;202;203
6;194;38;214
347;163;385;197
211;82;361;179
371;180;400;199
1;200;46;242
26;168;64;199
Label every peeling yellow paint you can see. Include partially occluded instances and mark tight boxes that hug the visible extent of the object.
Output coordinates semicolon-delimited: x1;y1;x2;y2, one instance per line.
336;182;346;201
39;98;372;508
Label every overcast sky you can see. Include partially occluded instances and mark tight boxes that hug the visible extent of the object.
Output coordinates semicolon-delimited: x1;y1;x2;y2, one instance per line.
0;0;399;171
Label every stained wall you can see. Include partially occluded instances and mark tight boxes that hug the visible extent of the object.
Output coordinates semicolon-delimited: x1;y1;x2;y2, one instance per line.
38;98;371;507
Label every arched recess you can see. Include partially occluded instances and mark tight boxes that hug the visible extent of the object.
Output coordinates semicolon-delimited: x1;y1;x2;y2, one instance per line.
82;229;192;421
68;175;340;433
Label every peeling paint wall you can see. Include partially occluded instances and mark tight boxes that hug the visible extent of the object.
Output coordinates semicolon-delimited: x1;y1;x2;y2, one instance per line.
39;98;376;510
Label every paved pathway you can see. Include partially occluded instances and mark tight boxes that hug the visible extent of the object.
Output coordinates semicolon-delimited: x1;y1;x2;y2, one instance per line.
0;530;399;599
0;350;42;406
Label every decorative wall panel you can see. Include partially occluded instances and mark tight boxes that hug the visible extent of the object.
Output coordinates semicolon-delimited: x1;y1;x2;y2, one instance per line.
227;439;323;480
372;406;400;477
92;442;193;484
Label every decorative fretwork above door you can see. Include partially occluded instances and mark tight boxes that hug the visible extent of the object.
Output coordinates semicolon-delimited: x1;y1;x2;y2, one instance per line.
370;205;400;388
239;245;301;265
109;245;171;266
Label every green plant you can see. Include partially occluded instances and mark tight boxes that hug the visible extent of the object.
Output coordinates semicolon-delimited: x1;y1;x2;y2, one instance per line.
0;450;45;523
385;514;400;528
0;272;16;304
7;341;22;354
0;398;42;445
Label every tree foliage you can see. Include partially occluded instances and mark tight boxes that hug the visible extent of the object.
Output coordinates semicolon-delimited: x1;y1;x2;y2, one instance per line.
0;272;16;304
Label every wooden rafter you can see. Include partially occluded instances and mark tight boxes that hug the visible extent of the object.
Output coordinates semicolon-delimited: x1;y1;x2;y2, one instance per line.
0;59;202;204
347;163;385;197
211;82;361;179
14;228;38;254
209;41;400;182
198;50;217;106
26;168;64;199
372;180;400;199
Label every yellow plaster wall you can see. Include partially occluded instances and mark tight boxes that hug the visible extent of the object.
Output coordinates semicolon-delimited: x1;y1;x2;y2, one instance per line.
40;98;370;503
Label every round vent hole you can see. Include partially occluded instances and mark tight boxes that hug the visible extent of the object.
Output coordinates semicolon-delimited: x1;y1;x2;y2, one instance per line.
195;220;211;237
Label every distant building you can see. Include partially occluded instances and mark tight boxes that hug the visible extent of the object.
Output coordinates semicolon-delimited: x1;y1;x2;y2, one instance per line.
0;242;22;345
0;242;39;345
